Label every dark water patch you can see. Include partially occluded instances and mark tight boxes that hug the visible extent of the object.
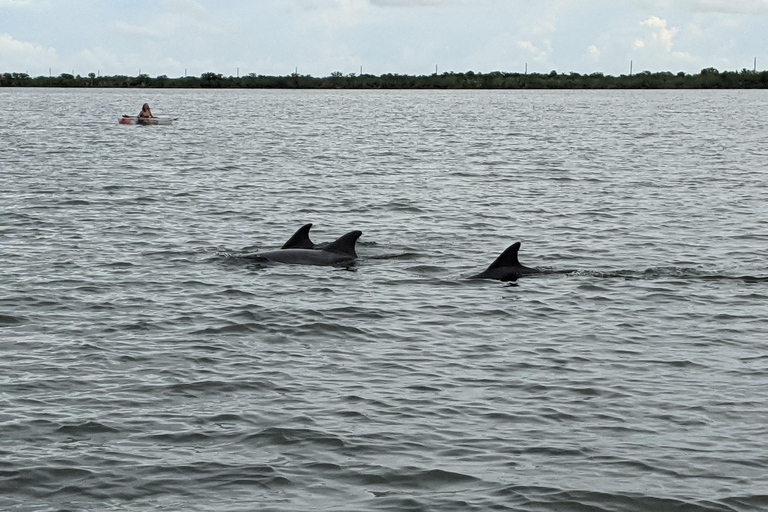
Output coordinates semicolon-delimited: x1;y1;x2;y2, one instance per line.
273;322;370;340
381;202;426;214
1;465;95;493
56;422;119;435
97;261;134;268
226;310;269;323
27;462;293;499
321;306;388;320
206;413;249;424
354;468;478;489
737;276;768;284
406;384;442;392
243;427;346;449
648;358;704;369
369;251;423;261
337;409;369;419
165;379;276;396
218;287;258;298
111;320;160;332
190;322;265;335
144;431;212;443
0;314;24;325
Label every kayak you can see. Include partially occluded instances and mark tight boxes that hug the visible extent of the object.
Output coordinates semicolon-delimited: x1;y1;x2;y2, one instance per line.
119;116;173;125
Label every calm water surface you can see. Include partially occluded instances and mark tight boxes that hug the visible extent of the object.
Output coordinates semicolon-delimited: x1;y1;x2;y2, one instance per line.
1;88;767;511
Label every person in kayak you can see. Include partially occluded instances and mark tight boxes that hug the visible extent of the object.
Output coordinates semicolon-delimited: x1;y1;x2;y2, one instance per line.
138;103;154;118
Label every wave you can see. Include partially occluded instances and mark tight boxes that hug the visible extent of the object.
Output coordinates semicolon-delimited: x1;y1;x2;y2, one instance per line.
561;267;768;283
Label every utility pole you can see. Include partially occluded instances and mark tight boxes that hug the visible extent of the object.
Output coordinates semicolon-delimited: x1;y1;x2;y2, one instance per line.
630;60;633;76
525;63;528;75
754;58;757;72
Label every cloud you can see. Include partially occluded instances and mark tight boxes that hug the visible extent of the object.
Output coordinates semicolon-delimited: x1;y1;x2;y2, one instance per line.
2;0;764;77
0;33;58;72
639;15;677;51
617;0;768;15
628;16;695;70
113;0;224;40
517;40;552;63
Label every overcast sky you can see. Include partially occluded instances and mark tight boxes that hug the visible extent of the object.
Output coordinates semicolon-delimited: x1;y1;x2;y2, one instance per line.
2;0;767;78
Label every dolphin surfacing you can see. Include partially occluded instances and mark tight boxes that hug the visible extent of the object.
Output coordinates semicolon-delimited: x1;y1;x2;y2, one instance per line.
255;230;362;267
471;242;540;281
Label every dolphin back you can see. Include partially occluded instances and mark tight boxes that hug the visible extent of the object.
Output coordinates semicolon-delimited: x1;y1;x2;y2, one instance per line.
322;230;362;258
281;223;315;249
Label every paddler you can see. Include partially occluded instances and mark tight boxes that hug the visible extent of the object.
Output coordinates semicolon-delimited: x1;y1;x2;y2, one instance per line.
138;103;154;118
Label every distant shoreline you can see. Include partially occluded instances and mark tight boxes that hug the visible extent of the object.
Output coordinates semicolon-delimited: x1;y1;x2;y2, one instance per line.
2;69;767;89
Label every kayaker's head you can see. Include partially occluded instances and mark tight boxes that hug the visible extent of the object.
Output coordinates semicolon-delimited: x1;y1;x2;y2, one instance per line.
142;103;150;112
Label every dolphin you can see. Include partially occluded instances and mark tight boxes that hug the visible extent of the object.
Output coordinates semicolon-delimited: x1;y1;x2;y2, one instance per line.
471;242;540;281
281;223;316;249
252;230;362;267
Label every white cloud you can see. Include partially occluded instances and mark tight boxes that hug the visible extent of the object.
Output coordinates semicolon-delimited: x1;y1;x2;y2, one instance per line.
639;15;677;51
628;16;695;70
517;40;552;62
587;45;601;60
0;33;58;72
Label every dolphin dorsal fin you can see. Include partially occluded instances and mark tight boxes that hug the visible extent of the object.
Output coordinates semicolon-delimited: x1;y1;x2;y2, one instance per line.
322;230;362;257
486;242;522;270
281;223;315;249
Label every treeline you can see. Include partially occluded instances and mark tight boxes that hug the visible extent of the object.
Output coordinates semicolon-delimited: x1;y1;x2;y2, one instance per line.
2;68;768;89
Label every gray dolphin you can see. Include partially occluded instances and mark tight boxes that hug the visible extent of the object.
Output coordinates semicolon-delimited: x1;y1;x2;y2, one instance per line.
471;242;540;281
254;230;362;267
281;223;316;249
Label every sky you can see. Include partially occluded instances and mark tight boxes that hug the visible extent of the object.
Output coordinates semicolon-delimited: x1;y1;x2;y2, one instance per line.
1;0;767;78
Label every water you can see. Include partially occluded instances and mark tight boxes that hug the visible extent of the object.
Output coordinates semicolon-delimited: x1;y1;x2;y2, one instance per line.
1;87;767;511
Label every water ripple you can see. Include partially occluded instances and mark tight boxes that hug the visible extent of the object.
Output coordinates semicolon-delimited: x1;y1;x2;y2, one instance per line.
1;88;767;511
